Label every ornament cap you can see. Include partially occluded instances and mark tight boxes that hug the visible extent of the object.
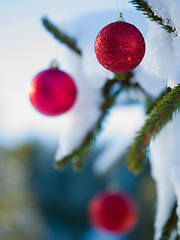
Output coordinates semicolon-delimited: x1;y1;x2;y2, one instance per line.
49;59;59;69
117;12;125;22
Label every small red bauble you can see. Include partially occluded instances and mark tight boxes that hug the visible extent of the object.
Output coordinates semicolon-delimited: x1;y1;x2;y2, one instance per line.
94;21;145;73
88;191;138;235
29;68;77;116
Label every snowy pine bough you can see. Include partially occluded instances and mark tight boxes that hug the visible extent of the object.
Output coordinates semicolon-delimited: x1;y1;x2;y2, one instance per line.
42;1;180;239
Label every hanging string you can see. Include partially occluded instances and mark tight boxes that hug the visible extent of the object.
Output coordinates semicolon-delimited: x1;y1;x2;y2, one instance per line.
116;0;126;17
116;0;120;15
122;0;126;14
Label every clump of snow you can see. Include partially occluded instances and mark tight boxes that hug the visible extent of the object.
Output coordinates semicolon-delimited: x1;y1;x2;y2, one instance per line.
135;18;180;90
170;113;180;236
93;105;145;175
168;58;180;88
173;36;180;57
136;1;180;90
146;0;180;32
150;112;180;239
135;68;166;97
55;51;103;159
150;122;176;240
141;20;175;80
131;1;180;237
146;0;174;28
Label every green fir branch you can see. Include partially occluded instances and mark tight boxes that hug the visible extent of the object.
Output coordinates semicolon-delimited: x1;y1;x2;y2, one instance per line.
115;72;133;82
42;17;82;55
54;79;122;170
130;0;175;33
175;234;180;240
146;87;171;114
159;203;178;240
127;83;180;174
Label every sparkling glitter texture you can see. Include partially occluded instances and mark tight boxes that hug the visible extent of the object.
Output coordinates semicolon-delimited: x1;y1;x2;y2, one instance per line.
94;21;145;73
88;191;139;235
29;68;77;116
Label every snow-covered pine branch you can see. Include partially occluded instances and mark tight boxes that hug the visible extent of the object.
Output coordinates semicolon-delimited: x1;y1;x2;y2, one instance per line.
127;83;180;174
130;0;175;33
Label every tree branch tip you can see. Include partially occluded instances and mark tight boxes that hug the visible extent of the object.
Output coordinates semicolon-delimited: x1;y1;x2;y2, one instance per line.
53;161;65;170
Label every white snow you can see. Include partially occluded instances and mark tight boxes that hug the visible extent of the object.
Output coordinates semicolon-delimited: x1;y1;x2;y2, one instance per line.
146;0;174;28
170;113;180;236
141;20;175;80
168;58;180;88
135;68;166;97
93;105;145;175
150;122;176;240
150;111;180;239
55;50;104;159
137;1;180;90
130;1;180;238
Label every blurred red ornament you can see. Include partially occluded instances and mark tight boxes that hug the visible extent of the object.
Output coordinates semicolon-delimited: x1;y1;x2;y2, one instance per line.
88;190;138;235
29;68;77;116
94;21;145;73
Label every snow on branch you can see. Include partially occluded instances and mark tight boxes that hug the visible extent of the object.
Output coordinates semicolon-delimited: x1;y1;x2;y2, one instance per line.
42;17;82;55
130;0;175;33
127;83;180;174
54;72;143;170
159;203;178;240
54;77;123;170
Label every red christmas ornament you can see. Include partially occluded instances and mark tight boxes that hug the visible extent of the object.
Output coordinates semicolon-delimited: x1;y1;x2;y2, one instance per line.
29;68;77;116
94;20;145;73
88;190;138;235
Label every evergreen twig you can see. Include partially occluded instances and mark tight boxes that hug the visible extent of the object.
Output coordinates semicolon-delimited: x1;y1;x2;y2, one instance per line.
127;83;180;174
146;87;171;114
54;80;124;169
54;72;136;170
42;17;82;55
175;234;180;240
130;0;175;33
115;73;153;103
54;78;122;170
158;203;178;240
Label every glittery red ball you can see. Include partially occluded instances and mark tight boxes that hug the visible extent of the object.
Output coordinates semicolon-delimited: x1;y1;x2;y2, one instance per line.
94;21;145;73
88;191;138;235
29;68;77;116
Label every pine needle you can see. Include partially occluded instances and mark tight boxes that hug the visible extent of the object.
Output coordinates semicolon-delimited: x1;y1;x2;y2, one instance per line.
42;17;82;55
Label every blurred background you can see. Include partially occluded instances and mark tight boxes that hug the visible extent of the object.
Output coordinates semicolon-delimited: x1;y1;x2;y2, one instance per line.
0;1;156;239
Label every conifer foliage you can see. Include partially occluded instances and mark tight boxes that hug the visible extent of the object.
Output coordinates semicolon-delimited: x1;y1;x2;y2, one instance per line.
41;1;180;239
